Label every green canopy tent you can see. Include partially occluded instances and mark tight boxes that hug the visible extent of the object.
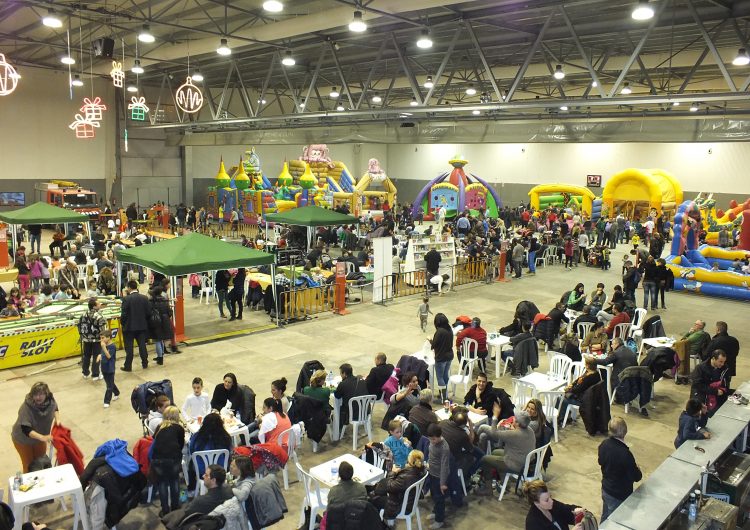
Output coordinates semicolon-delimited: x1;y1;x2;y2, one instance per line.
0;201;90;256
265;205;359;250
115;232;279;331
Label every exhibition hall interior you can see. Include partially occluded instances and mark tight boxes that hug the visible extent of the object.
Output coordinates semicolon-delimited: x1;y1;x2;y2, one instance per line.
2;1;750;529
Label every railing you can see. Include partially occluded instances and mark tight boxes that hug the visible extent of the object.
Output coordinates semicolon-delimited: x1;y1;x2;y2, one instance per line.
279;283;338;323
451;256;496;287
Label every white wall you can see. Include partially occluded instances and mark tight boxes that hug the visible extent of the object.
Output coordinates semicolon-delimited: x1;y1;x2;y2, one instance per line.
0;66;115;184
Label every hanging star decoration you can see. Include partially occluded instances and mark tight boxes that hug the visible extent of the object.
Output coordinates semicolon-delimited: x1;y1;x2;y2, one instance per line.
110;61;124;88
128;96;150;121
69;97;107;139
0;53;21;96
175;76;203;113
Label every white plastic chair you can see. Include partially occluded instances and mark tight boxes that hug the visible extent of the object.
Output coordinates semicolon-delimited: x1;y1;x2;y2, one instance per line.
191;449;230;496
569;361;585;382
576;322;595;350
76;264;89;291
449;357;477;399
199;275;214;304
535;249;547;268
629;308;648;344
343;394;376;451
497;443;550;501
538;391;563;443
381;472;428;530
296;462;329;530
512;379;536;409
548;354;573;383
278;421;303;489
613;322;632;341
461;337;479;361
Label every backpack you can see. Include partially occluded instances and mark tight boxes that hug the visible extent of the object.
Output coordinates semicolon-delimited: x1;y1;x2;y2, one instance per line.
625;337;638;353
580;510;599;530
177;513;226;530
131;380;174;417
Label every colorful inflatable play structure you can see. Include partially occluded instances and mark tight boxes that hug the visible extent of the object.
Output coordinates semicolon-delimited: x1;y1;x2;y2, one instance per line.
602;168;683;219
528;184;596;216
665;199;750;301
411;157;501;220
695;193;750;250
206;145;397;221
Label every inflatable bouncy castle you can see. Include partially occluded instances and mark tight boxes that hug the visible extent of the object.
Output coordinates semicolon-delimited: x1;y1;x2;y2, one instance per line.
665;199;750;301
695;194;750;251
411;157;502;220
602;168;682;219
528;184;596;216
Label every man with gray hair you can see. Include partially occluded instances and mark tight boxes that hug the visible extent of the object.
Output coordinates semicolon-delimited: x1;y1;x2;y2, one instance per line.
598;417;642;521
476;410;536;496
408;388;439;436
590;336;637;387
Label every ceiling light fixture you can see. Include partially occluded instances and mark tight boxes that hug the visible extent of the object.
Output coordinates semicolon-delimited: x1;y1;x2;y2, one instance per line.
690;103;699;112
258;98;267;104
299;102;305;109
71;74;83;87
591;80;598;88
732;48;750;66
61;55;75;65
424;76;434;89
631;0;654;21
329;87;340;98
410;96;419;106
371;94;382;103
127;84;138;93
337;103;345;111
416;29;433;49
281;50;295;66
672;101;680;106
465;84;477;96
217;38;231;56
191;69;203;82
349;10;367;33
262;0;284;13
560;105;569;111
138;24;155;43
553;64;565;80
131;59;144;74
621;82;632;95
472;109;481;115
42;9;63;28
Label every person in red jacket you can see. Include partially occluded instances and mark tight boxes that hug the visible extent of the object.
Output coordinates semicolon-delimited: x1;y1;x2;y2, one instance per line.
456;317;489;373
605;304;631;338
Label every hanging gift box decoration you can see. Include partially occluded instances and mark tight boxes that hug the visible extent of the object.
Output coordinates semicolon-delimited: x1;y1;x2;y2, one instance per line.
68;114;100;139
128;96;149;121
0;53;21;96
110;61;124;87
80;96;107;122
175;76;203;113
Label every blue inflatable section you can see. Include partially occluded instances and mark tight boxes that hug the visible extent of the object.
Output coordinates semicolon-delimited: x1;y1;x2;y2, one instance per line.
339;169;355;193
591;198;603;222
674;277;750;301
262;174;273;189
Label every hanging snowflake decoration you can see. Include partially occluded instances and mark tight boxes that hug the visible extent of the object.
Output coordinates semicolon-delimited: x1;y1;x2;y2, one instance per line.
0;53;21;96
128;96;149;121
80;96;107;122
175;76;203;113
110;61;124;88
68;114;100;139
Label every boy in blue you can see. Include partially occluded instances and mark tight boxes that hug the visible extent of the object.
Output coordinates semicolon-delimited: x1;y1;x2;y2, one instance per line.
674;398;710;448
384;419;411;468
99;332;120;408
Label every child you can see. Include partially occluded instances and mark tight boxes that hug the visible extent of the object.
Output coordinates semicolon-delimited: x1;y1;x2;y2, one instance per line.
99;332;120;408
563;237;574;270
384;420;412;468
601;246;611;271
14;255;30;295
181;377;211;421
427;423;453;529
417;297;433;332
674;398;710;448
29;254;43;291
8;287;22;309
188;273;201;298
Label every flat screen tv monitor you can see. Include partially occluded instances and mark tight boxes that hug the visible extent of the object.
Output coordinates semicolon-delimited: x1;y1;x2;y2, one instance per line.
586;175;602;188
0;192;25;206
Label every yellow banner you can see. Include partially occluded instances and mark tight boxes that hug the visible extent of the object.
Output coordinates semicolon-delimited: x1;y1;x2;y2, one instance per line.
0;318;123;370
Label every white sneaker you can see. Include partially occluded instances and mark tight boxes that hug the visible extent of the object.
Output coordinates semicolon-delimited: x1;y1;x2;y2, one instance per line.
112;395;119;401
97;374;104;380
429;522;444;529
103;403;110;408
427;514;436;521
82;374;90;379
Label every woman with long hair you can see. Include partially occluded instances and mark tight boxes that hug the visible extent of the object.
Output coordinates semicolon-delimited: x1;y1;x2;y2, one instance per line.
257;397;292;446
523;479;585;530
524;399;548;443
209;456;256;530
302;370;332;404
150;406;184;516
211;373;241;412
12;382;60;472
383;450;427;521
188;412;231;491
430;313;454;400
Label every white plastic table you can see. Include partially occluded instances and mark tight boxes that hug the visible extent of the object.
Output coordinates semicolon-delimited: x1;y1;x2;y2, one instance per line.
564;309;582;334
186;415;250;446
435;406;488;426
8;463;90;530
638;336;676;360
487;334;511;378
518;371;566;396
309;453;385;488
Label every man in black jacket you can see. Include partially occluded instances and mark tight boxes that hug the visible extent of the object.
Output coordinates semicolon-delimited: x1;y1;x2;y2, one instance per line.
592;337;637;387
704;321;740;387
598;417;642;521
181;465;232;518
365;353;394;398
463;373;495;416
334;363;367;428
121;280;150;371
691;350;729;415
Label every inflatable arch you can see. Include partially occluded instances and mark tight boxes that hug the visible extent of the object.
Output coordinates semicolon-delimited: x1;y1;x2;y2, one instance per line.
528;184;596;215
602;168;683;218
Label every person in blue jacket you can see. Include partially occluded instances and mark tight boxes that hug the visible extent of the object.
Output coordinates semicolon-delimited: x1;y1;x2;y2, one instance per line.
674;398;711;448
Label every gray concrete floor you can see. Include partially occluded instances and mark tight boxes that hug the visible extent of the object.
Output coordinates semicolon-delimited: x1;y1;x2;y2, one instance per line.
2;241;749;530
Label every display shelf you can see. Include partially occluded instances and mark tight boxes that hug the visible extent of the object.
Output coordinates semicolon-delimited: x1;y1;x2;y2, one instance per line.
404;235;457;274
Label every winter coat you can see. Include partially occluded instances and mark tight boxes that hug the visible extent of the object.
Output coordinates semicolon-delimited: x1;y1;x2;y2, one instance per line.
209;478;254;530
93;439;139;477
80;457;147;528
512;337;539;375
296;360;325;393
148;295;173;341
579;381;610;436
705;332;740;376
51;424;85;476
396;355;429;389
288;392;329;443
325;499;384;530
614;366;653;409
245;475;288;528
384;466;426;519
674;411;709;448
641;347;676;382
